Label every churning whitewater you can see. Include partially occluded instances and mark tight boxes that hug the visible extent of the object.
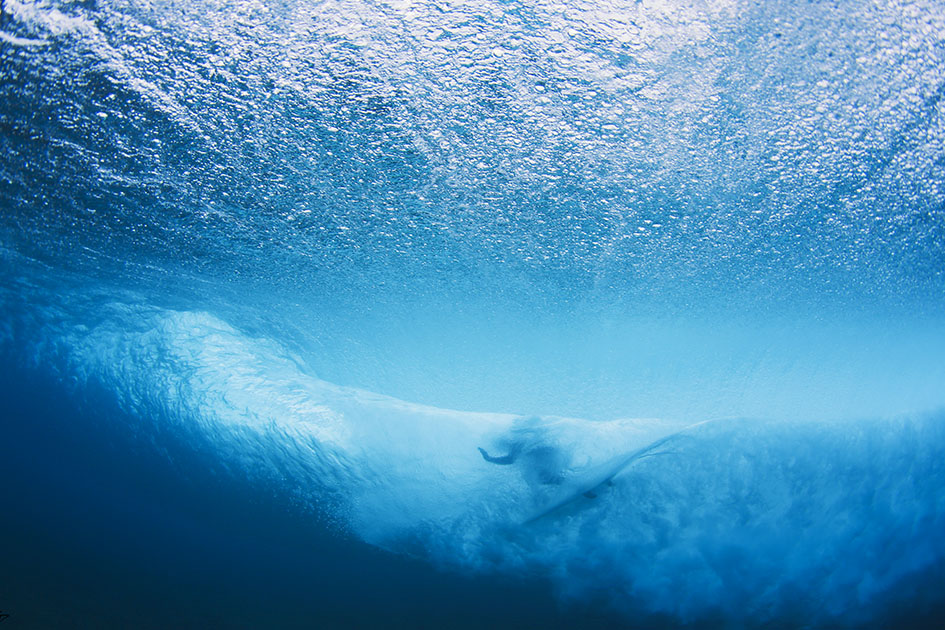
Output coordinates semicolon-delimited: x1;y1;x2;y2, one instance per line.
3;273;945;627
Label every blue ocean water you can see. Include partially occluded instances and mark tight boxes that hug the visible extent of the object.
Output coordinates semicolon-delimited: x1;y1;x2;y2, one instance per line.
2;0;945;627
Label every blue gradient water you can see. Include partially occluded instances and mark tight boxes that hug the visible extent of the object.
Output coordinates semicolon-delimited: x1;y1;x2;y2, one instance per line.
2;0;945;627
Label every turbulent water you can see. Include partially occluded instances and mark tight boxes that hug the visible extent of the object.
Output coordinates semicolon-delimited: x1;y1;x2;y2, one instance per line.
2;0;945;628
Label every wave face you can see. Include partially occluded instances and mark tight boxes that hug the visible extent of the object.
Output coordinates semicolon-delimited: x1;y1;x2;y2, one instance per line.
2;0;945;627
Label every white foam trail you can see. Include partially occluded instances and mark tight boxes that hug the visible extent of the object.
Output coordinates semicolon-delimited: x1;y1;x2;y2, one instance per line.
0;30;49;47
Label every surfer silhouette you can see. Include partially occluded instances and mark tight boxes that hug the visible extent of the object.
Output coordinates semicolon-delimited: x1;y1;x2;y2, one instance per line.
478;441;569;485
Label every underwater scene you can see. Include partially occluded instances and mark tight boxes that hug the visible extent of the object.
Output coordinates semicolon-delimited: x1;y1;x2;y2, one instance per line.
2;0;945;627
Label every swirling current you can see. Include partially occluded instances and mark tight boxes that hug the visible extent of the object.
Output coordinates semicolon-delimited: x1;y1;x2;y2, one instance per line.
2;0;945;628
